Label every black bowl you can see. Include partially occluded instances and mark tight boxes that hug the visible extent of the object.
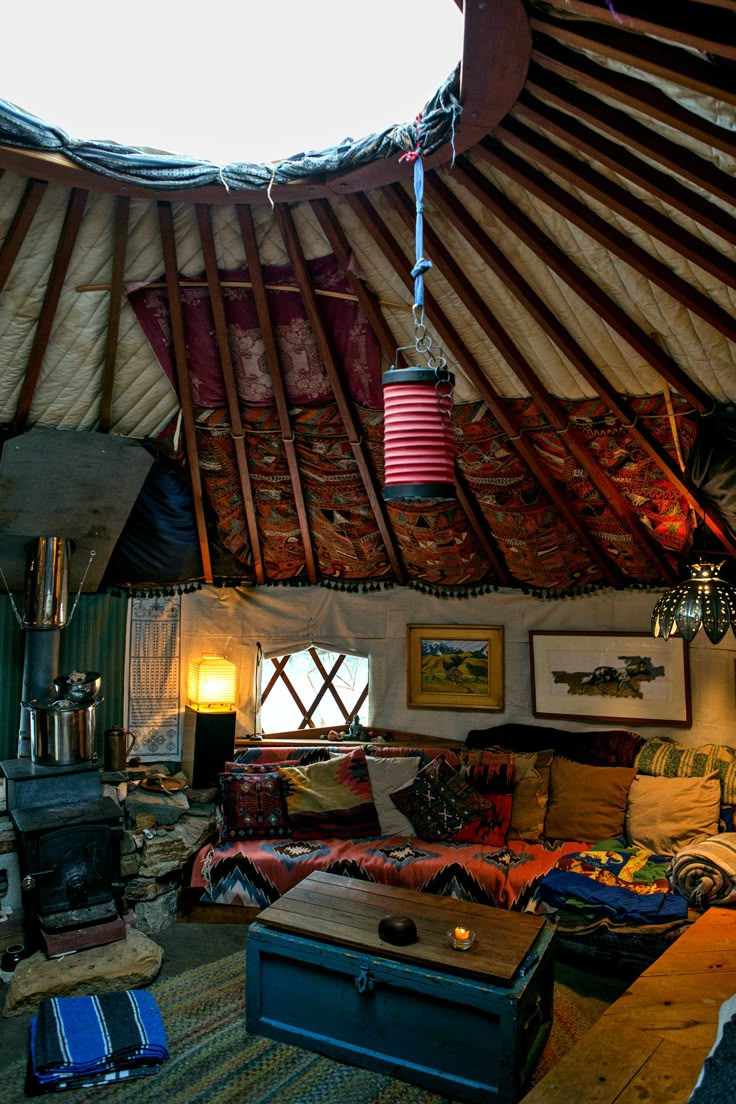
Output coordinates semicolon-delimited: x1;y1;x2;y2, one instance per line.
378;914;418;946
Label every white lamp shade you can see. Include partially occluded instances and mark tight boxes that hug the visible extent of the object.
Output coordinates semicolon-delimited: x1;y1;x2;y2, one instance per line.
188;654;237;712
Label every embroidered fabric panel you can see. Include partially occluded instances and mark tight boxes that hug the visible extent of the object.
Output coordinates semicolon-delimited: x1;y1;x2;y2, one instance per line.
133;265;698;594
454;396;697;590
194;405;391;579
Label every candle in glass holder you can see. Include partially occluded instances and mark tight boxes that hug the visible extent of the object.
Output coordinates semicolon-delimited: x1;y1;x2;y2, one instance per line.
447;925;476;950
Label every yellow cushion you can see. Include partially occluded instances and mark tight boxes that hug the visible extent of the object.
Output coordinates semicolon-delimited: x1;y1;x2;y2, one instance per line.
544;758;637;842
625;772;721;854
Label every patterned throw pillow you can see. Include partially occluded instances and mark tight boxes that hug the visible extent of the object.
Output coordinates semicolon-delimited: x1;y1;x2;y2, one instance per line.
389;755;482;842
229;747;331;767
218;771;289;840
635;737;736;802
224;760;302;772
278;747;381;839
452;751;514;845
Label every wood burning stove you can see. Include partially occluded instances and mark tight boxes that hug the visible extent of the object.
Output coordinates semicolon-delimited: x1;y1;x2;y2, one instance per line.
0;758;126;955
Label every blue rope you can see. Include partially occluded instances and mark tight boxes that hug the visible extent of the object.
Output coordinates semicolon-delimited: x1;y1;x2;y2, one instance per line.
410;156;432;318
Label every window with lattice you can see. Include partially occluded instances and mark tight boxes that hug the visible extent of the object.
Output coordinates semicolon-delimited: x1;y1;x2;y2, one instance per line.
259;646;369;734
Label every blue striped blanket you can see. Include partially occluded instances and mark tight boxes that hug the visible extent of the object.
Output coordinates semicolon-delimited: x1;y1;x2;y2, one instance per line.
28;989;168;1093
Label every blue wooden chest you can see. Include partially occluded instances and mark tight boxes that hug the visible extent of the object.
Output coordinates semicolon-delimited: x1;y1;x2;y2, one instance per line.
245;873;556;1104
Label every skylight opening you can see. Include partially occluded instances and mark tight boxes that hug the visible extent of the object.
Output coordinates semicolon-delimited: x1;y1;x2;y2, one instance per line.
4;1;463;166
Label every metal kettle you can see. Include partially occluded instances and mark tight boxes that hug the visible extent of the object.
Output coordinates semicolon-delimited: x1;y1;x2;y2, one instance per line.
104;725;136;772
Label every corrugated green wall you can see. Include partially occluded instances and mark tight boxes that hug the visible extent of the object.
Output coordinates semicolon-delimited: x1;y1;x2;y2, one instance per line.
0;594;129;761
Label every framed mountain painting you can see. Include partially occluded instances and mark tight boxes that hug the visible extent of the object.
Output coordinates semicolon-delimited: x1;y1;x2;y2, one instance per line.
406;624;504;711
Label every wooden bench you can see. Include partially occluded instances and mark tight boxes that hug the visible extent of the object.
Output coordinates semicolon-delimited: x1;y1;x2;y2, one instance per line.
522;906;736;1103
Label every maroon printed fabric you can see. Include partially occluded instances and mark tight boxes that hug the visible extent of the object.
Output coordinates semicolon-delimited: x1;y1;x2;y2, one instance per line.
128;254;382;409
466;723;646;768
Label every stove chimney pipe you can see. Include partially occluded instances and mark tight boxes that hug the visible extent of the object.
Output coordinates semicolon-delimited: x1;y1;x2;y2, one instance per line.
17;537;70;758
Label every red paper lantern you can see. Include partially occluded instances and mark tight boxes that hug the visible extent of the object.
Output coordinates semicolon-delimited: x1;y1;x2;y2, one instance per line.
382;366;455;501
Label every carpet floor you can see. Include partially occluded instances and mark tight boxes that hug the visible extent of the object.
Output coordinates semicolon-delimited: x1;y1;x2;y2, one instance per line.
0;948;601;1104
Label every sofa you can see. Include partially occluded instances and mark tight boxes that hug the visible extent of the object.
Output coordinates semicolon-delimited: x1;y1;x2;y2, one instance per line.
183;723;736;966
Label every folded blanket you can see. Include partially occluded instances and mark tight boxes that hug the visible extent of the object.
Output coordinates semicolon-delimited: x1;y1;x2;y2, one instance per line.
29;989;168;1090
26;1059;161;1096
536;842;689;925
669;833;736;908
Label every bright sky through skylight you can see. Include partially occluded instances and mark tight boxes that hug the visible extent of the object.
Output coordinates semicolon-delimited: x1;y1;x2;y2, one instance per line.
4;1;463;165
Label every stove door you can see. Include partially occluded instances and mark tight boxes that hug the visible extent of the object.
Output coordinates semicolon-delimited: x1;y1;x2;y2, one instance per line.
27;823;122;915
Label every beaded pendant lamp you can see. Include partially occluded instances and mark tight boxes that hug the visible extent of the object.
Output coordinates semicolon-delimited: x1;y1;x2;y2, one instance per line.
651;561;736;645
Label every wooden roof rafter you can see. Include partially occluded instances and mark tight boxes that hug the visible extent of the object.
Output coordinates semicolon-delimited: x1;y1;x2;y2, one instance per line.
12;187;88;433
273;202;407;585
453;155;711;414
520;72;736;248
157;201;213;586
452;471;516;589
195;204;265;585
534;0;736;62
425;169;736;560
524;64;736;216
531;35;736;161
311;196;514;589
98;196;130;433
310;199;403;368
344;190;622;589
235;204;318;585
529;9;736;108
387;181;678;584
504;103;736;282
0;178;46;295
478;136;736;345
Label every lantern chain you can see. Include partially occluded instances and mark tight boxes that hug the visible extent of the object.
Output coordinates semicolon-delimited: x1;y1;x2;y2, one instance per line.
401;146;455;431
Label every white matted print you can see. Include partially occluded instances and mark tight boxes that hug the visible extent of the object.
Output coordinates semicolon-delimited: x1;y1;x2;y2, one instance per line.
529;631;691;727
126;594;182;758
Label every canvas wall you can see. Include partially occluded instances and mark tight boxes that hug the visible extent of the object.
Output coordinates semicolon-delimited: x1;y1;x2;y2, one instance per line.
181;585;736;749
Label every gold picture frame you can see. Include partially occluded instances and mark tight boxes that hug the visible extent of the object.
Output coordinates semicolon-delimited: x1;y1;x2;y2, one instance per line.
406;624;504;711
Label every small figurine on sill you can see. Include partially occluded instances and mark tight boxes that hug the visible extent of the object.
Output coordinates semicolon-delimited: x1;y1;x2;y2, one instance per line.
347;714;367;741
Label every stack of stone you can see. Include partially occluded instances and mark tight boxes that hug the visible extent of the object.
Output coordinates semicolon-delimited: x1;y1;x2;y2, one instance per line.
108;768;218;933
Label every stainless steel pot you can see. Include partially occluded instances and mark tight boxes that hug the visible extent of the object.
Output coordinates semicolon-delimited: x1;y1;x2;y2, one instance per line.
22;697;103;766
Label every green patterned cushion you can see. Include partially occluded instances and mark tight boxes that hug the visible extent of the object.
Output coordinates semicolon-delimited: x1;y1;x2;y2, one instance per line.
635;737;736;804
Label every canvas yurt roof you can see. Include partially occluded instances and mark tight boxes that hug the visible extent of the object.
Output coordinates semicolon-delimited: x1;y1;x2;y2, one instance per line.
0;0;734;600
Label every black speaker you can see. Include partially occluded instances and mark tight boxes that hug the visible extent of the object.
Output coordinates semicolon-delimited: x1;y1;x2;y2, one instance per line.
182;707;237;789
